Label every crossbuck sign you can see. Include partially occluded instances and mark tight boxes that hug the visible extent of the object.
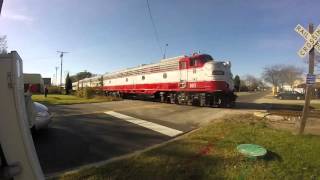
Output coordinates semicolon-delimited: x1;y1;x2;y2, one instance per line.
295;24;320;58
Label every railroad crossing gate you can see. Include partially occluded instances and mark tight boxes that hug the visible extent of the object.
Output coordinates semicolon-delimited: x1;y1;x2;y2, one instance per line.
295;24;320;58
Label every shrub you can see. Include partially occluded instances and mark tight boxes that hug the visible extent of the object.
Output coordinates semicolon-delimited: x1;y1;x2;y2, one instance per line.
47;86;62;94
75;87;96;98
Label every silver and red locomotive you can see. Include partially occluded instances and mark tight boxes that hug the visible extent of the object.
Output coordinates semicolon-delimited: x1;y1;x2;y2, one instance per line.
73;53;237;107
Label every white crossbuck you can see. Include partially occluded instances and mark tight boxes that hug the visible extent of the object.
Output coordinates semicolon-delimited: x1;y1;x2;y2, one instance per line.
295;24;320;58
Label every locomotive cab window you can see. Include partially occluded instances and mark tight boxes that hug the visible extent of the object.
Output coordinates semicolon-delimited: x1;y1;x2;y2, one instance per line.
142;76;145;80
179;61;187;69
190;58;200;67
190;59;196;66
201;55;213;62
126;78;128;82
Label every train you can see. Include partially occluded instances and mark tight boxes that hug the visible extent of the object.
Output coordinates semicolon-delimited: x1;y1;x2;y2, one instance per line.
72;53;237;107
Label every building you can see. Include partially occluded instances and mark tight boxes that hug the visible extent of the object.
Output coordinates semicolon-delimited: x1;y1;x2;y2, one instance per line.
42;78;51;86
295;74;320;98
23;73;44;93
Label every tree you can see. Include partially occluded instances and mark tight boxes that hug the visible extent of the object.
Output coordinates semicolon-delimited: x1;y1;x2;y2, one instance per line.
280;65;303;88
244;75;259;91
240;79;248;91
262;64;303;89
262;65;281;88
70;71;92;82
65;73;72;95
234;75;240;92
0;35;8;54
257;80;267;91
99;75;103;87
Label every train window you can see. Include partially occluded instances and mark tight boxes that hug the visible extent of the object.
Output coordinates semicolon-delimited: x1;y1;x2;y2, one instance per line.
202;55;213;62
126;78;128;82
109;80;111;83
212;70;225;75
142;76;145;80
163;73;167;79
180;61;187;69
190;59;196;66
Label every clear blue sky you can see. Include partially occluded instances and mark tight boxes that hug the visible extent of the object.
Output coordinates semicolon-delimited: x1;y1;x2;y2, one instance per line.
1;0;319;83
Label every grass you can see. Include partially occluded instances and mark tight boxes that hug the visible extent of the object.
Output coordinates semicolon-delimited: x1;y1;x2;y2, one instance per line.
31;94;120;105
54;115;320;180
311;103;320;110
235;91;258;96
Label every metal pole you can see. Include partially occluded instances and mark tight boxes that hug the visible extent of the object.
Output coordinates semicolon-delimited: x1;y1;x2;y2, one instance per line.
0;0;3;15
299;23;315;134
55;66;58;86
60;54;63;87
163;44;168;59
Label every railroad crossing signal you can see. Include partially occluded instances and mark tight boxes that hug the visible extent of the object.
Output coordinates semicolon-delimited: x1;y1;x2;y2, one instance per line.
295;24;320;58
295;23;318;134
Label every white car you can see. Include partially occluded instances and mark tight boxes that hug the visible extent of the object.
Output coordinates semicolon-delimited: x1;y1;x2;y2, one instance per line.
33;102;52;130
25;93;52;131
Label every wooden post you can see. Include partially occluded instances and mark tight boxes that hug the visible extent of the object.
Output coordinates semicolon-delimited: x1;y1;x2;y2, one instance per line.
299;23;315;134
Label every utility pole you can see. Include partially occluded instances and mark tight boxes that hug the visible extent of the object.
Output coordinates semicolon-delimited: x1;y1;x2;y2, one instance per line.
55;66;58;86
163;44;168;59
0;0;3;15
299;23;315;134
57;51;69;87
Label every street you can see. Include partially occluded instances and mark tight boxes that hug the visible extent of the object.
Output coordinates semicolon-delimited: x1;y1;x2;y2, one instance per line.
33;92;271;175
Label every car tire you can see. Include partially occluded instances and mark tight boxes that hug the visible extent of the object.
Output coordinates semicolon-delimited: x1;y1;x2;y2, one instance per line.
297;96;301;100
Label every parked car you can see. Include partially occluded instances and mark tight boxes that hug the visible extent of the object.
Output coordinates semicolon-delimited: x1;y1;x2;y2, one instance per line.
25;93;52;131
33;102;52;130
275;91;305;100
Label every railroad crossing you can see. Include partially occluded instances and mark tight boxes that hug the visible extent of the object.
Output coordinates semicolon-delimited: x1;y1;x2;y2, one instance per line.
295;23;319;134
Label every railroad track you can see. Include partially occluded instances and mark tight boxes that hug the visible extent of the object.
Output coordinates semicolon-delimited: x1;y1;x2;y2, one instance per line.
267;109;320;118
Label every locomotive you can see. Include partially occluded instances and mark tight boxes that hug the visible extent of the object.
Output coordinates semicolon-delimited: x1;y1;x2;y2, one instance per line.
72;53;237;107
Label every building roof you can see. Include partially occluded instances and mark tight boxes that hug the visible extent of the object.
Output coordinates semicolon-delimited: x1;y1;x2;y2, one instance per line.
23;73;44;84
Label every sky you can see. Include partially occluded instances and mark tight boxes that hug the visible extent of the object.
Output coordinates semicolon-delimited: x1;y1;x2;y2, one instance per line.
1;0;320;84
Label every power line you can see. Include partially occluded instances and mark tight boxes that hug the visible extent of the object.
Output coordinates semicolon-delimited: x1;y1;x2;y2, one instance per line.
146;0;163;56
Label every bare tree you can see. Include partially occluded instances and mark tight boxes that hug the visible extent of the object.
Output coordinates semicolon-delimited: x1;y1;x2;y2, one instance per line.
280;65;303;88
262;64;303;89
244;75;259;91
0;35;8;54
262;65;281;88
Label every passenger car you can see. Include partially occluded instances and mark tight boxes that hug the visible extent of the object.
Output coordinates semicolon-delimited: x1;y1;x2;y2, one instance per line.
33;102;52;130
276;91;305;100
25;93;52;131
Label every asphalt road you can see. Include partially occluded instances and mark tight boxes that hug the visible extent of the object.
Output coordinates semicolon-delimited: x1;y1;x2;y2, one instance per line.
33;91;268;175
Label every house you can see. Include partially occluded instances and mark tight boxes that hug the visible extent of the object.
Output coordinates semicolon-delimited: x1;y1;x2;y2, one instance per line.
42;78;51;86
295;74;320;98
23;73;44;93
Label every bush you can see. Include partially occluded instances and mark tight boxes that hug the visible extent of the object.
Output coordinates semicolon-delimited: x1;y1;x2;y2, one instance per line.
75;87;96;98
47;86;62;94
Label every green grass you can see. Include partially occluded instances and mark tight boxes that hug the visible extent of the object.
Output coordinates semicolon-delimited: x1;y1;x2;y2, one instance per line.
31;94;120;105
235;91;258;96
54;115;320;180
311;103;320;110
